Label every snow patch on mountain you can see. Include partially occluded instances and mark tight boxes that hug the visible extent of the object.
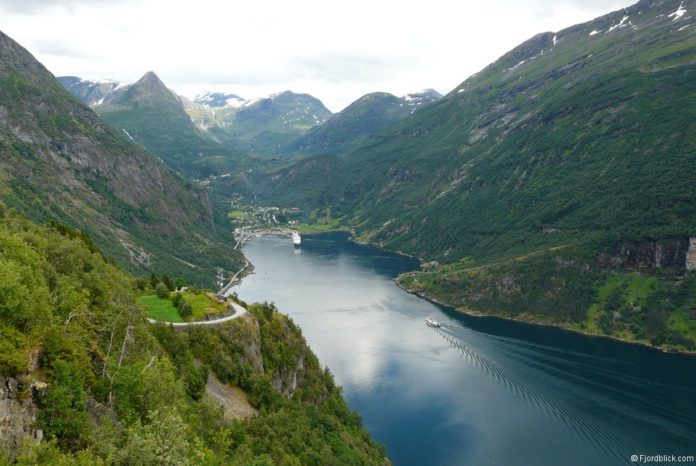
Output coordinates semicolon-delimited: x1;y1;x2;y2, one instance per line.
669;2;687;21
607;15;630;33
400;89;442;112
194;91;247;108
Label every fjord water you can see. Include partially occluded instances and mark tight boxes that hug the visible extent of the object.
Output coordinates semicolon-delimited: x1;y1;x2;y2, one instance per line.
234;233;696;466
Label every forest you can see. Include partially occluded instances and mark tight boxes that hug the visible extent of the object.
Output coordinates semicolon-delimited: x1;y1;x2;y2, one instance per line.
0;202;386;465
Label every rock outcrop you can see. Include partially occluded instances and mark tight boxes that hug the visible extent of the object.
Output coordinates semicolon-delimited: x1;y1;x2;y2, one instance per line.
686;238;696;271
0;376;41;455
598;238;691;274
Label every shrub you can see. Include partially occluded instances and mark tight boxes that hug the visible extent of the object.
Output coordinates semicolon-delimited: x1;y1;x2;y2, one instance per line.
155;283;169;299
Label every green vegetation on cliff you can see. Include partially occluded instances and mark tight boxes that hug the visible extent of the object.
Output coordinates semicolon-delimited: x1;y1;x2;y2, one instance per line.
0;205;386;464
399;246;696;351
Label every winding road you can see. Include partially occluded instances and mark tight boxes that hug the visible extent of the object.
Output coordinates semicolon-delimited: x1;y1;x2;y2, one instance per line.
146;302;247;327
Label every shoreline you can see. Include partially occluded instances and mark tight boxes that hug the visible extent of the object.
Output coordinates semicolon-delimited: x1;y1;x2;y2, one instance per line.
233;228;696;357
394;277;696;357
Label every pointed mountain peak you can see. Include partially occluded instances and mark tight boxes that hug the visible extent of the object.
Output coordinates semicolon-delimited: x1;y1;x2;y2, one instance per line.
134;71;167;90
121;70;181;105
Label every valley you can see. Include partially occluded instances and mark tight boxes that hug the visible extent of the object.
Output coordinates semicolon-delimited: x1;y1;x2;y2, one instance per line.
2;0;696;464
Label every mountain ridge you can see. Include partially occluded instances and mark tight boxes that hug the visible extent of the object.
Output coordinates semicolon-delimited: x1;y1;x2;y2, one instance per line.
291;89;442;155
0;29;241;285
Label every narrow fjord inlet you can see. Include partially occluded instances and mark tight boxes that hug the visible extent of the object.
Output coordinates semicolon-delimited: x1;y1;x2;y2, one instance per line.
3;0;696;463
235;233;696;466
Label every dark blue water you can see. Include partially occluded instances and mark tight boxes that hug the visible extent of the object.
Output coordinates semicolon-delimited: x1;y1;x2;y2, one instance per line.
234;232;696;466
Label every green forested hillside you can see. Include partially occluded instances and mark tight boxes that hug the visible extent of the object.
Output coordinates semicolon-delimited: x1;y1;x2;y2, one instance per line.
0;205;386;464
243;0;696;350
0;30;241;286
95;71;239;176
291;92;413;156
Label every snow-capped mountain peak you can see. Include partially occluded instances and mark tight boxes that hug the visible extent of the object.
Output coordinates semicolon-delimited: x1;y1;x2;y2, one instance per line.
193;91;247;108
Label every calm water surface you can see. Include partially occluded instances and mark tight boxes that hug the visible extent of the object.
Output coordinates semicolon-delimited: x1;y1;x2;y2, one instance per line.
234;232;696;466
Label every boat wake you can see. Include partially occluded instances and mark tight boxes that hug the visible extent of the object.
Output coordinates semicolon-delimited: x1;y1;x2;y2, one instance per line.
434;326;667;464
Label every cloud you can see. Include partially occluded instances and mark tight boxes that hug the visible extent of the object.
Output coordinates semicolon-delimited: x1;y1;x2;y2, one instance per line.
291;53;417;84
31;37;96;59
0;0;638;110
0;0;134;14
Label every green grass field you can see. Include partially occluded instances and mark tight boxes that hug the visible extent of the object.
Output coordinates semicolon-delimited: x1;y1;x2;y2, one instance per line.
187;292;228;319
137;293;183;323
137;291;228;322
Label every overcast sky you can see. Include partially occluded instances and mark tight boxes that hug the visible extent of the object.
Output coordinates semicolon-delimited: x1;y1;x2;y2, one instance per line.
0;0;634;111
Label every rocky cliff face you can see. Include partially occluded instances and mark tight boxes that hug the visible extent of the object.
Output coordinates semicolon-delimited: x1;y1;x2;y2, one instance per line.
0;376;41;455
598;238;691;274
223;311;318;399
686;238;696;271
271;353;306;398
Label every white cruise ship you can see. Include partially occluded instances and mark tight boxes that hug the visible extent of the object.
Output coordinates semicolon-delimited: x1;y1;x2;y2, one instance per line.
292;230;301;247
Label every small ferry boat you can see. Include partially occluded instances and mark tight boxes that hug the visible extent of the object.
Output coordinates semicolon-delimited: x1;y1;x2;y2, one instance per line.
425;317;441;328
292;230;301;247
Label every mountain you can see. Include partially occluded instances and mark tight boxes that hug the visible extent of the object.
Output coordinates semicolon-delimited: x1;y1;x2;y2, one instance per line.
0;30;241;285
62;76;334;164
291;90;441;155
249;0;696;350
193;91;246;108
57;76;124;106
89;71;240;174
186;90;333;154
401;88;442;112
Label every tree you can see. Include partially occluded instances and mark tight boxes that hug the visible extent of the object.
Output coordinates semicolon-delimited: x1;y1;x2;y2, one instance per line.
115;409;201;466
149;272;159;289
135;277;148;291
179;302;193;319
174;278;186;290
172;293;183;308
37;360;89;450
162;275;174;292
155;283;169;299
0;323;29;375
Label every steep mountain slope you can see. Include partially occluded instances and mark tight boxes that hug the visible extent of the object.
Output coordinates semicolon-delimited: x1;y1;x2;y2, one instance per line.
291;91;439;156
251;0;696;349
91;71;238;174
56;76;123;106
0;30;241;285
0;207;386;463
342;0;696;261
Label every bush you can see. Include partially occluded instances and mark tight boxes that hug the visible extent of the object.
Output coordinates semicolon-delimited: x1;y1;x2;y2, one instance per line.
155;283;169;299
